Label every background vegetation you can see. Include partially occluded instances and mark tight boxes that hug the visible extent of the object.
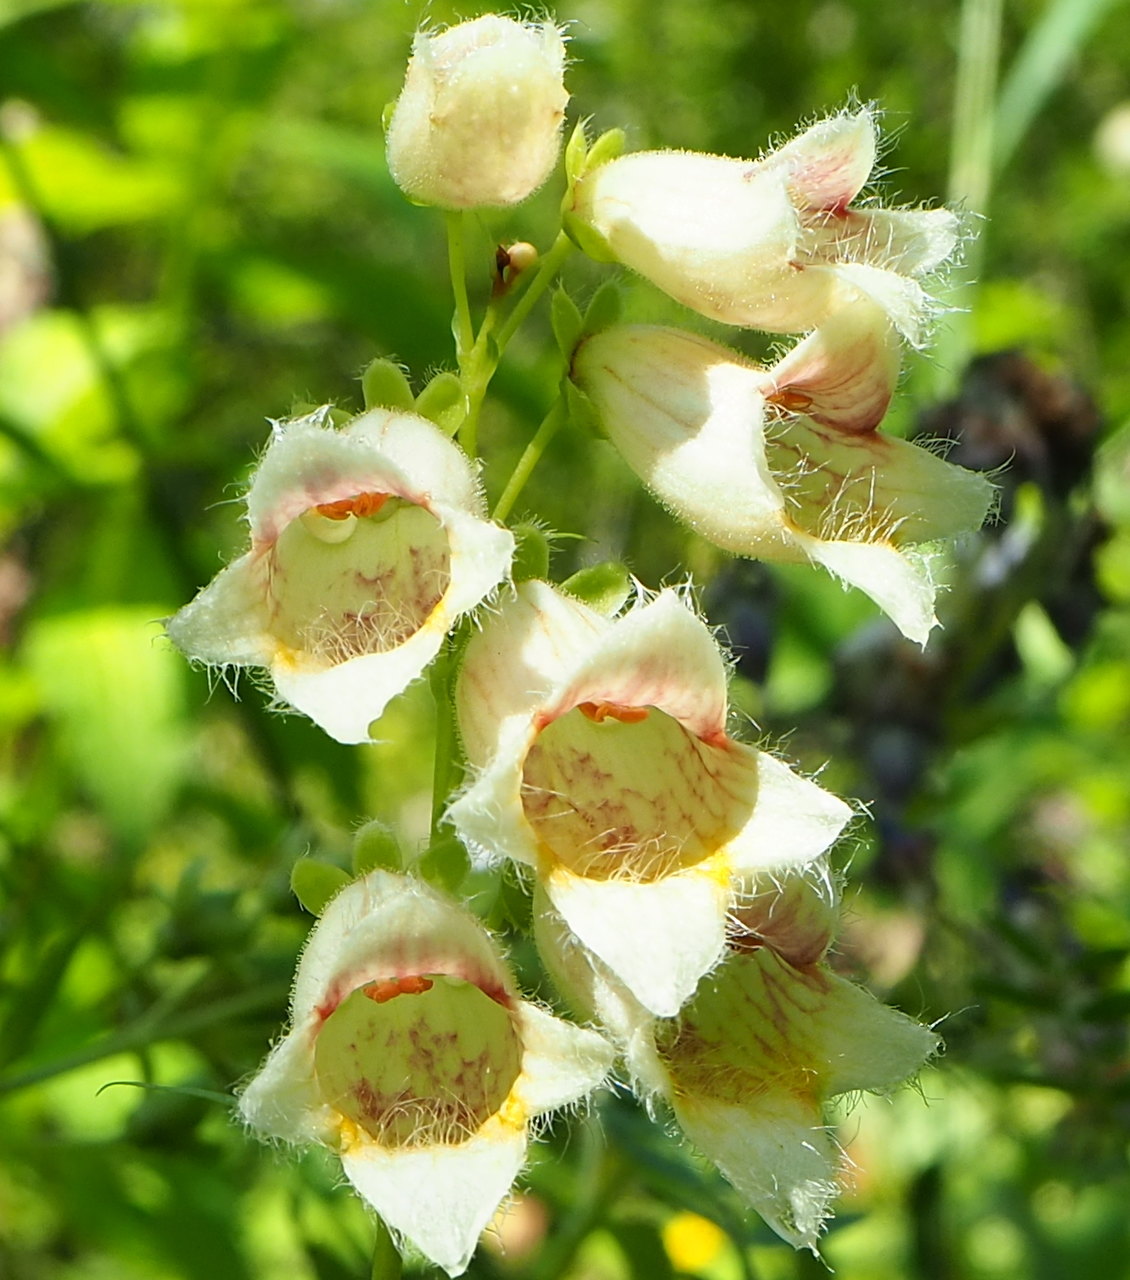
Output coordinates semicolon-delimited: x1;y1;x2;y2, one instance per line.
1;0;1129;1277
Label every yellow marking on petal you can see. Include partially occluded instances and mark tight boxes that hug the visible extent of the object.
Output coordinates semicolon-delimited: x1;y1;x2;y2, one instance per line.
492;1093;529;1134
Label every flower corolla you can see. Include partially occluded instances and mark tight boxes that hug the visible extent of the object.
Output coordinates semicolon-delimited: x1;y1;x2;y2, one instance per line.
571;313;994;643
386;15;569;210
239;869;612;1277
447;581;852;1018
167;406;513;744
537;868;938;1252
569;107;958;344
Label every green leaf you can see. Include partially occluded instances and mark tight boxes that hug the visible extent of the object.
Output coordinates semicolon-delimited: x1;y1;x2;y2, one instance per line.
361;358;414;411
551;287;584;360
23;607;187;842
414;371;466;436
291;858;351;915
561;562;632;616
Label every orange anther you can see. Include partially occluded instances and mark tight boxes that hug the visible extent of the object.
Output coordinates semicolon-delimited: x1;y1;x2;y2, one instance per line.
768;389;814;413
577;701;650;725
362;975;434;1004
313;492;391;521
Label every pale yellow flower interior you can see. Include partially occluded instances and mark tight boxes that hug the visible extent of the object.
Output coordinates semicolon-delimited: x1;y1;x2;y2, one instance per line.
267;496;452;664
313;974;522;1148
520;705;753;882
656;950;829;1107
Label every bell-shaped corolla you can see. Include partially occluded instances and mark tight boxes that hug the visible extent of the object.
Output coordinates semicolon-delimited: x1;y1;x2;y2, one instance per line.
447;581;852;1019
166;407;513;744
571;313;993;644
239;869;612;1277
569;107;957;344
386;15;569;210
536;868;938;1253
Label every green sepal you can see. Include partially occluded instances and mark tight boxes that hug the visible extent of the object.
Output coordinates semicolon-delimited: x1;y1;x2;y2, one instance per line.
381;100;396;134
414;371;467;436
585;127;626;173
580;279;623;338
290;401;352;428
511;524;551;583
361;357;414;411
551;287;584;360
415;829;470;895
291;858;352;916
564;118;590;186
561;561;632;616
562;208;618;263
564;379;601;435
352;820;403;876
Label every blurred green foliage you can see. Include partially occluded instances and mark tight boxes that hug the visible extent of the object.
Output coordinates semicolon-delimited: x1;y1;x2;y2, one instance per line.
1;1;1129;1277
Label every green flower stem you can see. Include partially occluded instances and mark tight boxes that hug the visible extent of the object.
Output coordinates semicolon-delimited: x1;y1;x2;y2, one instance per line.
449;229;575;459
492;398;566;523
445;210;476;363
494;230;575;357
454;308;498;460
934;0;1003;389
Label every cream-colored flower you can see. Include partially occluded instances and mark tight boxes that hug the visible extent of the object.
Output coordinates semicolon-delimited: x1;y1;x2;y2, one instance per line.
571;313;993;643
386;15;569;210
240;870;611;1277
569;107;957;344
167;407;512;744
448;581;851;1018
537;868;938;1252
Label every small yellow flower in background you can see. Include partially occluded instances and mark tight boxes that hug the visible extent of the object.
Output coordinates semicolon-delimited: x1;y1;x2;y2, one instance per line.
239;870;612;1277
569;106;958;344
662;1211;727;1274
538;867;938;1253
448;581;851;1018
571;311;993;644
166;406;513;744
386;15;569;210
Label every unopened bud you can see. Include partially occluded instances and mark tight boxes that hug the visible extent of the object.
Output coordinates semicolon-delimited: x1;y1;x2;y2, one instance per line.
386;16;569;211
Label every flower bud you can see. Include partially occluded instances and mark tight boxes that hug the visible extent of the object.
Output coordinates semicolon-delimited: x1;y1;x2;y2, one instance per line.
386;15;569;211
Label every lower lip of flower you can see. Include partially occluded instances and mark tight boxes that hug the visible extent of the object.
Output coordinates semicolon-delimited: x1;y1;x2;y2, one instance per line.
520;704;750;881
314;973;523;1149
269;496;453;663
